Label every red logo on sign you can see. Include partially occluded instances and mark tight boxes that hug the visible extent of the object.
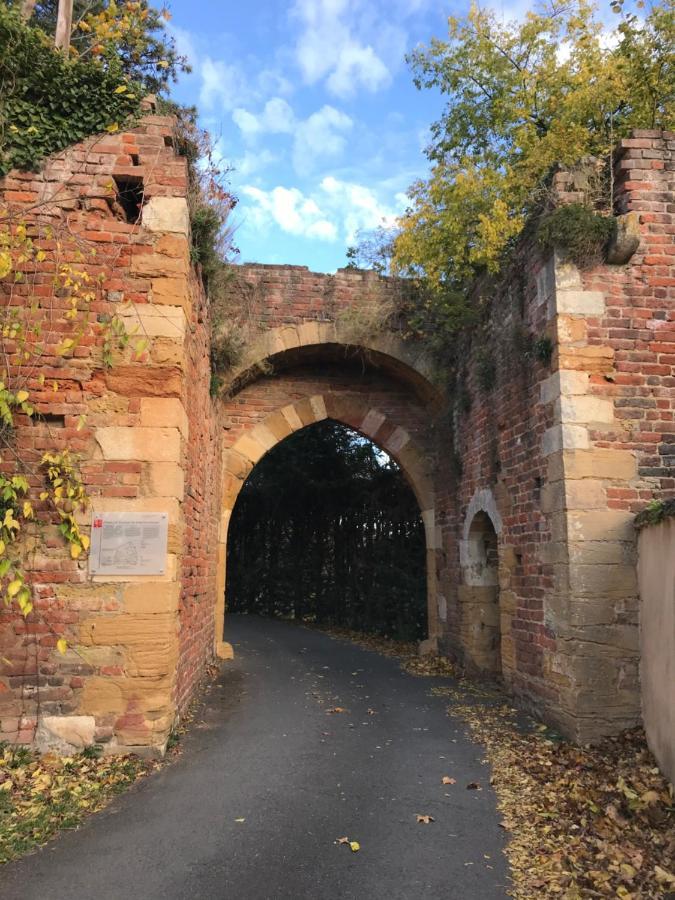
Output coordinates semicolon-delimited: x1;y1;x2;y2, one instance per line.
93;518;103;528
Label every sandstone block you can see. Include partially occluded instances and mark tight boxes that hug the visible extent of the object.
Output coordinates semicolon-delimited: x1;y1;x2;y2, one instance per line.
36;715;96;753
151;276;190;313
147;462;185;499
140;398;188;437
216;641;234;660
557;317;588;344
297;321;321;346
542;424;589;455
235;434;269;465
104;366;182;398
568;539;635;566
123;582;180;615
361;408;386;436
540;370;589;405
250;424;278;452
120;303;186;339
79;677;125;717
264;410;294;443
558;345;614;373
142;197;190;235
568;563;637;598
126;640;179;678
567;509;634;543
564;479;606;510
131;252;188;278
562;448;637;481
558;395;614;425
96;426;181;463
79;612;177;647
280;404;304;432
556;290;605;316
155;234;190;260
385;426;411;454
309;394;327;421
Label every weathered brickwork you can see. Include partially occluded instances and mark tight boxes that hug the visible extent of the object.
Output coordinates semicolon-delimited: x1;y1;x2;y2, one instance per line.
0;121;672;753
0;111;220;753
441;129;674;742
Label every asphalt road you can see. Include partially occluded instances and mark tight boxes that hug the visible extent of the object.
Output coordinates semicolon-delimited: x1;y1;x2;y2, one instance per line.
0;615;509;899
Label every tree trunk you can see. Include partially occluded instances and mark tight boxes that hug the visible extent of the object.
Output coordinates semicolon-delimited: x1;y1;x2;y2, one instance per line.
55;0;74;51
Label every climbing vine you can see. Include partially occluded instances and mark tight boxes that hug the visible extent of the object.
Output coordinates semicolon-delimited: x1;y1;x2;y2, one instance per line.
0;206;146;633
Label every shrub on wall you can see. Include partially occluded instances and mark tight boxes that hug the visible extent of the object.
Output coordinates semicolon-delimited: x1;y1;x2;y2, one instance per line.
0;4;141;176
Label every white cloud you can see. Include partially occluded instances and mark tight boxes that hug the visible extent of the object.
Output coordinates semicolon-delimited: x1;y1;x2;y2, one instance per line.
326;44;389;97
233;98;296;139
200;57;249;111
241;186;337;241
320;176;404;243
293;105;353;174
240;177;406;246
233;149;278;180
292;0;392;97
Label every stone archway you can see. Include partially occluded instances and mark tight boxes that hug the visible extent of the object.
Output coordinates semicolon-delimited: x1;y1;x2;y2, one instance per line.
214;393;439;658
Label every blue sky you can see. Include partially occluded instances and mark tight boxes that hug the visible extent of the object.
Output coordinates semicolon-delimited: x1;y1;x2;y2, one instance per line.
164;0;462;272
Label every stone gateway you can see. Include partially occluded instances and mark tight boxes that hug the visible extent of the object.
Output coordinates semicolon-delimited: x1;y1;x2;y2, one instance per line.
0;115;673;755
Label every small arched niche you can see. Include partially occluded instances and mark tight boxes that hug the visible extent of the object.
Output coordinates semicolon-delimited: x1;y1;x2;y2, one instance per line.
460;510;502;676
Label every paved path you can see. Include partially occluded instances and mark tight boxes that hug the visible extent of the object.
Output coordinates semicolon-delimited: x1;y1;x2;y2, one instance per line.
1;616;509;899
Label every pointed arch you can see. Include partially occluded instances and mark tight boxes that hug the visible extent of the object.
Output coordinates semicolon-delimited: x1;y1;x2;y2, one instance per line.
215;393;440;656
220;322;444;407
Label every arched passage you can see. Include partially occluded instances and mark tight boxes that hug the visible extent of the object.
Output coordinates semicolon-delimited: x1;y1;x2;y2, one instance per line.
215;393;439;658
226;420;428;638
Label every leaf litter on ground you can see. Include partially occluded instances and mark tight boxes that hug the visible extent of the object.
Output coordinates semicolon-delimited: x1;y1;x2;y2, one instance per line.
0;744;155;863
317;625;674;898
0;662;223;864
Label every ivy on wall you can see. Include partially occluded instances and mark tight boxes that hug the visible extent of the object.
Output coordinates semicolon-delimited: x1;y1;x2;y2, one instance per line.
0;4;140;176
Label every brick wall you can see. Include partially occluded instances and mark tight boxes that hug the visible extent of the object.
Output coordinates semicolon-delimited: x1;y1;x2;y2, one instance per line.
1;122;672;753
0;112;221;753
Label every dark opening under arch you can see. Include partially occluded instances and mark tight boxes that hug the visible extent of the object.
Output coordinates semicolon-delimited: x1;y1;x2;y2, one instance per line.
226;420;428;641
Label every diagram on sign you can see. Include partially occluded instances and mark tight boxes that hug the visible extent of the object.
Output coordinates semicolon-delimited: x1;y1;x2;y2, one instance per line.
89;512;169;576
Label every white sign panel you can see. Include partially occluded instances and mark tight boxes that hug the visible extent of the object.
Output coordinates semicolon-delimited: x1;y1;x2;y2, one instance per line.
89;512;169;576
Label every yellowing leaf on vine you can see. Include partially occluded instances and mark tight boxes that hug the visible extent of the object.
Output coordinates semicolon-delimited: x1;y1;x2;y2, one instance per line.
105;123;120;133
70;543;82;560
0;539;5;556
0;251;11;279
57;638;68;655
81;535;90;551
7;579;22;598
114;85;128;94
23;501;33;519
39;492;48;501
15;390;29;404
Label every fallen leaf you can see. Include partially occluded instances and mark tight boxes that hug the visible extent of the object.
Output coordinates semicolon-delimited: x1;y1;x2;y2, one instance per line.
416;814;434;824
442;776;456;785
466;782;482;790
327;707;347;714
234;818;245;823
349;841;360;852
336;836;349;844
